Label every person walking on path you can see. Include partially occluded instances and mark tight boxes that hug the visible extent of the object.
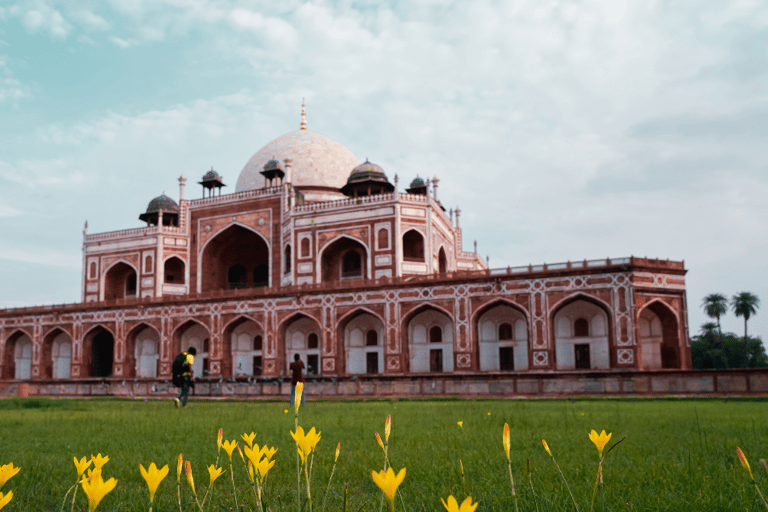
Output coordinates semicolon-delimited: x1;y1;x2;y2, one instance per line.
172;346;197;407
289;353;306;408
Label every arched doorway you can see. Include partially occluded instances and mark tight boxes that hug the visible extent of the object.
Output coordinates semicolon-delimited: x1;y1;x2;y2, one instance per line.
84;327;114;377
640;301;681;369
341;311;385;374
407;307;454;373
173;322;210;378
13;334;33;379
476;303;529;371
104;262;137;300
225;317;264;376
201;225;270;292
319;237;368;282
402;230;425;261
43;329;72;379
283;315;322;376
552;298;611;370
132;326;160;378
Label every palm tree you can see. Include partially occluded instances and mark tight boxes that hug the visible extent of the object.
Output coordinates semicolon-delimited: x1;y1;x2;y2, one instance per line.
701;293;728;335
731;292;760;339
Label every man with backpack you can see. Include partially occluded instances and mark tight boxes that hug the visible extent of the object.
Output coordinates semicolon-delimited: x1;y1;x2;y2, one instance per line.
172;347;197;407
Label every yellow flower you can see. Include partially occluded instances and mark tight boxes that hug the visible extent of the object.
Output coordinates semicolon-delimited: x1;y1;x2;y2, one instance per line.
375;432;385;451
74;457;91;478
588;430;612;458
335;442;341;462
221;440;238;460
284;409;289;414
0;463;20;489
294;382;304;414
487;412;491;416
262;445;278;460
441;495;479;512
185;460;195;495
139;462;169;503
737;447;754;479
241;432;256;448
0;490;12;510
91;454;109;470
217;428;224;451
176;454;183;481
385;415;392;442
372;467;406;507
291;426;321;463
502;423;510;460
253;456;276;483
542;439;552;456
207;465;224;485
457;421;464;429
81;472;117;512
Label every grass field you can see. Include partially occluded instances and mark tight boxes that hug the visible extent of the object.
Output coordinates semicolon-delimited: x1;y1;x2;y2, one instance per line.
1;396;767;511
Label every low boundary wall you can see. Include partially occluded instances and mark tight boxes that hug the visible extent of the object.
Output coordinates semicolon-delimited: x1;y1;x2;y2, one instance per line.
2;369;768;399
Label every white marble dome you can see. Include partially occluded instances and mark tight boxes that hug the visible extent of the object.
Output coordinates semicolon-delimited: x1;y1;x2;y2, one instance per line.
236;130;361;192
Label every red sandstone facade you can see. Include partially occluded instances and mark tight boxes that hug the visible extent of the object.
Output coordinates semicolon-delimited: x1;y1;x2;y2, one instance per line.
0;116;691;394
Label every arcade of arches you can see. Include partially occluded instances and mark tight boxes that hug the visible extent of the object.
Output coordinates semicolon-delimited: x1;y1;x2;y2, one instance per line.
1;297;685;380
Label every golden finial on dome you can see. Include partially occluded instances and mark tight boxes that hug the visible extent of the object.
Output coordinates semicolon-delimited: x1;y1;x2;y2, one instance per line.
301;98;307;130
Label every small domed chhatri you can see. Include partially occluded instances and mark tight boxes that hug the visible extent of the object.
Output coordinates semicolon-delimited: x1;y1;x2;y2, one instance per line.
406;175;427;195
139;194;179;226
341;159;394;198
199;167;226;198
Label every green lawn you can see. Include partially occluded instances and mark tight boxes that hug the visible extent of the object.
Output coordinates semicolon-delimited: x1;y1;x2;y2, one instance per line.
1;397;767;511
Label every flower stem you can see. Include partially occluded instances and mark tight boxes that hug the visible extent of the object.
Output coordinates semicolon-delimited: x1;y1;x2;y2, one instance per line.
547;454;579;512
295;413;301;512
506;459;519;512
752;480;768;511
229;460;239;511
321;457;338;511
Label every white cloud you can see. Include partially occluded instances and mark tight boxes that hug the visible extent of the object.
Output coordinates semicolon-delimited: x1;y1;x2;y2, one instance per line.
17;3;72;38
70;9;110;31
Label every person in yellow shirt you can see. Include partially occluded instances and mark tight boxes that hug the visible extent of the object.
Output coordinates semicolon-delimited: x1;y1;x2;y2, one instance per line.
172;346;197;407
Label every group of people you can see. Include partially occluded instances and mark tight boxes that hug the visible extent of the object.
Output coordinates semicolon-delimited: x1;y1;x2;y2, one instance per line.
171;347;306;408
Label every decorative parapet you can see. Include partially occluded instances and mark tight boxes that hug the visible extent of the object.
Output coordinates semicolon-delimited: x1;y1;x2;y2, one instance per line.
84;225;186;243
187;186;282;208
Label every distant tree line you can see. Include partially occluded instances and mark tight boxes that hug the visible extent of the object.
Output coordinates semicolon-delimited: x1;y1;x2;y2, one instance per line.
692;292;766;369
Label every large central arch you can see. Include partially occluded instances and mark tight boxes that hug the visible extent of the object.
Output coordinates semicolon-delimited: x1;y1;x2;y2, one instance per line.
638;301;681;369
319;236;368;283
200;225;270;292
103;261;137;300
552;296;612;370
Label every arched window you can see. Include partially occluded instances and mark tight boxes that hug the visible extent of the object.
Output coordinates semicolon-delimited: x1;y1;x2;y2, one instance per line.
341;250;362;279
307;333;319;349
164;257;185;283
301;238;310;257
403;230;425;261
89;262;97;279
253;335;263;351
284;245;292;274
438;247;447;274
429;326;442;343
498;323;513;340
145;255;153;273
366;330;378;346
377;228;389;249
574;318;589;337
228;264;247;289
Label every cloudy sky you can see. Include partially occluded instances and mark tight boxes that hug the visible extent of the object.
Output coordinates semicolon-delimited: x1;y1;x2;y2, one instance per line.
1;0;766;342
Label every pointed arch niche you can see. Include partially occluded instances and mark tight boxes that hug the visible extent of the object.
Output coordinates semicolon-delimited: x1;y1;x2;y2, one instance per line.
477;303;529;371
173;321;210;378
407;307;454;373
553;298;610;370
639;301;681;369
43;329;72;379
283;315;322;376
319;237;368;282
200;225;270;292
131;325;160;378
225;317;264;376
103;261;137;300
341;311;385;375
